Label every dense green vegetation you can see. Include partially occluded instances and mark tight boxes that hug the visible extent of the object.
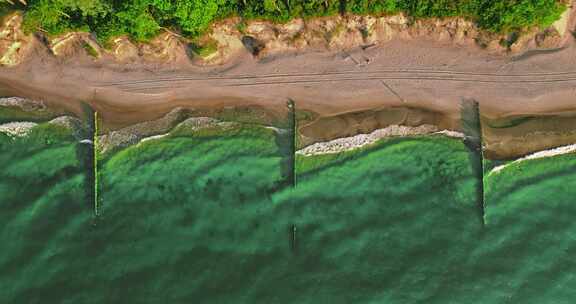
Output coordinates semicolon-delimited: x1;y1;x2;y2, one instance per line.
0;0;566;44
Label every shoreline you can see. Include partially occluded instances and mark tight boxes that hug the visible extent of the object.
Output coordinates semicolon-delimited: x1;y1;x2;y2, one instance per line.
0;4;575;159
296;125;464;156
3;102;576;161
489;143;576;175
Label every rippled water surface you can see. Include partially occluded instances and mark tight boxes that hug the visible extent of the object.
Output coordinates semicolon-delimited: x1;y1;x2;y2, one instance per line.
1;122;575;303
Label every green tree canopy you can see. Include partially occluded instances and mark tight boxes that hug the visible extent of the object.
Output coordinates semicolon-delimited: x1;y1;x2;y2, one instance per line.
0;0;565;44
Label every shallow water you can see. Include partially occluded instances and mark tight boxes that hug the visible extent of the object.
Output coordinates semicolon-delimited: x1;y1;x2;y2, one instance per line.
0;122;90;302
1;120;576;303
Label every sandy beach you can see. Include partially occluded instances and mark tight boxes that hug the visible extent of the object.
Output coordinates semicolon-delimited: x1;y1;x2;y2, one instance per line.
3;32;576;123
1;4;576;158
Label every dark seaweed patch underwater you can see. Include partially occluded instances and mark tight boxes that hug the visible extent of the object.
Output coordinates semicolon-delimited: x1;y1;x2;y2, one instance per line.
1;122;576;303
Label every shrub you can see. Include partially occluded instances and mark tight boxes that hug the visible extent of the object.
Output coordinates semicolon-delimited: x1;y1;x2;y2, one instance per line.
4;0;567;45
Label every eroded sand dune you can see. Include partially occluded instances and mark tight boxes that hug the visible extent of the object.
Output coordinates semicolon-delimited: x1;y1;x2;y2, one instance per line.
0;4;575;158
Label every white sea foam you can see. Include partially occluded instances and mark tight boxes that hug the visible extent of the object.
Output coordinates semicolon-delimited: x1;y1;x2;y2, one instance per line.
0;121;37;138
296;124;439;156
490;143;576;175
434;130;465;138
138;133;170;144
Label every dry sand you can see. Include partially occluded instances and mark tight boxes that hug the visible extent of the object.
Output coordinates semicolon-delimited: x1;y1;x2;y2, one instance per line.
0;3;576;158
3;31;576;125
3;36;576;157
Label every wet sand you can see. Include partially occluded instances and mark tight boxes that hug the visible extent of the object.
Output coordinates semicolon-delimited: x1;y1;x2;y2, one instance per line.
2;9;576;157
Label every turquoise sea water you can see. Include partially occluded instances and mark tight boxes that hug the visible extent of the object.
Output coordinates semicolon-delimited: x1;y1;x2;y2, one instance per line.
0;122;90;303
1;118;576;303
